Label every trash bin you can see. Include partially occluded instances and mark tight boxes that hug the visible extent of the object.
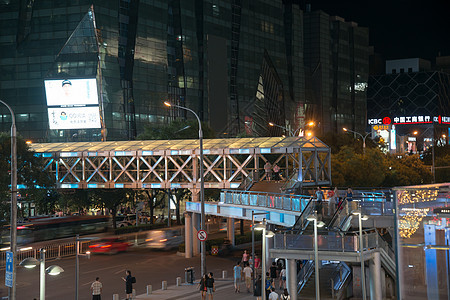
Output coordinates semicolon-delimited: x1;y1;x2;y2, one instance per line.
185;267;195;284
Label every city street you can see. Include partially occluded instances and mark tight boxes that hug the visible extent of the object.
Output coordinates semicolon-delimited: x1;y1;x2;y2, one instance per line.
0;248;247;299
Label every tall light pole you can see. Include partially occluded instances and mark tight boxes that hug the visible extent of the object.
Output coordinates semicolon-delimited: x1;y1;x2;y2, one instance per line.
352;210;369;300
19;249;64;300
269;121;316;137
0;100;17;300
269;122;293;136
164;101;206;275
306;213;325;300
255;219;274;300
76;235;92;300
252;211;267;290
343;128;371;154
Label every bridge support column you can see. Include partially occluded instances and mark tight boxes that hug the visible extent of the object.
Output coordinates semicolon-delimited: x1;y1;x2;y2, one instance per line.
286;259;297;300
192;212;200;256
369;251;382;300
184;212;193;258
227;218;235;246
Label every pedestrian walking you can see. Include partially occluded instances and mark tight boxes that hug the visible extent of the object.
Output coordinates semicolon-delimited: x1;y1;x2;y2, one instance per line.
264;161;272;181
234;261;242;293
122;270;135;300
279;267;286;290
206;272;215;300
198;274;207;300
315;187;324;216
268;287;279;300
242;250;250;265
90;277;102;300
254;255;261;269
265;272;273;299
243;262;253;292
270;262;278;286
280;288;290;300
272;164;280;182
346;187;354;214
254;275;262;300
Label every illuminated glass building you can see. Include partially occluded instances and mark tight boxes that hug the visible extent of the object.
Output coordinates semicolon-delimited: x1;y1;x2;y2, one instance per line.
0;1;368;142
367;58;450;153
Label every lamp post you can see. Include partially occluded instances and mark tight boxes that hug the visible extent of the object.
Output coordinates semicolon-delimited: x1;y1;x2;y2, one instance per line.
343;128;371;154
269;121;315;137
255;219;275;300
252;211;267;290
164;101;206;275
0;100;17;300
352;210;369;300
306;213;325;300
76;235;92;300
19;249;64;300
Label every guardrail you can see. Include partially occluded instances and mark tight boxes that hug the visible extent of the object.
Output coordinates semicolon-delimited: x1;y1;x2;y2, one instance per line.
221;190;311;212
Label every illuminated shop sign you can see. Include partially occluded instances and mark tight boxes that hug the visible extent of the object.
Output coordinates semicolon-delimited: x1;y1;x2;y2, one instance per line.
372;124;390;131
369;115;450;125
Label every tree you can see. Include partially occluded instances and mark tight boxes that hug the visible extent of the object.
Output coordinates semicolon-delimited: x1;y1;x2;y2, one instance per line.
383;154;432;186
0;133;53;221
92;189;132;229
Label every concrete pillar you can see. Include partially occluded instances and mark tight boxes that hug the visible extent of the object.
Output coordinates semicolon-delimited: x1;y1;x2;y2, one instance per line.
369;251;382;300
184;212;193;258
146;285;152;295
176;277;182;286
162;281;167;290
227;218;235;246
286;259;298;300
192;212;200;255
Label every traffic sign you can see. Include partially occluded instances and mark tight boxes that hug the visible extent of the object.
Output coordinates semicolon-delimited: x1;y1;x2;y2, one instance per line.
197;230;208;242
5;251;13;287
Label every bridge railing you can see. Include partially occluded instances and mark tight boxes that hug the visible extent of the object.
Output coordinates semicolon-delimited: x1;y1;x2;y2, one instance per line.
220;190;312;212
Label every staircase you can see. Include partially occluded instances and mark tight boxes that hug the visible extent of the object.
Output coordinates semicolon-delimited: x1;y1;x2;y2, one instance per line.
249;181;286;193
300;263;339;299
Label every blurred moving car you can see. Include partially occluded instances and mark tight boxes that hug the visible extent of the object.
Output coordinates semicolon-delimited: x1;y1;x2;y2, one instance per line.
89;238;130;254
145;226;184;250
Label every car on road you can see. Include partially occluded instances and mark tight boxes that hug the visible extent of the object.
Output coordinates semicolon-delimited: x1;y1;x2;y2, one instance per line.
89;238;130;254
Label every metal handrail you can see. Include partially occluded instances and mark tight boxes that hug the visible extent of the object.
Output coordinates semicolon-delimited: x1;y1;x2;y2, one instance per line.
326;198;348;229
297;260;315;293
281;169;299;191
291;197;314;233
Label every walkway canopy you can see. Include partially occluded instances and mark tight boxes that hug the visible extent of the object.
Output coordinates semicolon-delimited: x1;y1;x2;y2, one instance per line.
31;136;331;190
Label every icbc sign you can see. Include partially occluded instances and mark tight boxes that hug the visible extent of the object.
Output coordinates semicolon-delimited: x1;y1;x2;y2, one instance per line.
368;117;391;125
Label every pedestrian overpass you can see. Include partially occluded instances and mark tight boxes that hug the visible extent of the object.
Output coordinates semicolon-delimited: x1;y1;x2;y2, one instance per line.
30;136;331;191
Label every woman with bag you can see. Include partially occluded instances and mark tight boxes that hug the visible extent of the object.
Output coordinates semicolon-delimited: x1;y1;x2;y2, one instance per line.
280;288;290;300
198;274;208;300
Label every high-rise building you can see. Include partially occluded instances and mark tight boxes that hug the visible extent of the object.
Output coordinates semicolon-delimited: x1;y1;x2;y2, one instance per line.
0;1;368;142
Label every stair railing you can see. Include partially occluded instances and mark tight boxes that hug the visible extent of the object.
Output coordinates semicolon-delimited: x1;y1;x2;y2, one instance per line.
297;260;315;293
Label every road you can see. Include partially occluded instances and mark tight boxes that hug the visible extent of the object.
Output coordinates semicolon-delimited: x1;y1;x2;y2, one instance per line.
0;247;247;299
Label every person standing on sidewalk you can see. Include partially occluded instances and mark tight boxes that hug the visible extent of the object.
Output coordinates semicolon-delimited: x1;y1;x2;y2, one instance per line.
122;270;134;300
234;261;242;293
268;287;279;300
206;272;215;300
90;277;102;300
254;275;262;300
198;274;207;300
242;250;249;265
243;262;253;293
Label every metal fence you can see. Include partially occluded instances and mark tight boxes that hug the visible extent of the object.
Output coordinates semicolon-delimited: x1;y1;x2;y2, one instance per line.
221;190;312;212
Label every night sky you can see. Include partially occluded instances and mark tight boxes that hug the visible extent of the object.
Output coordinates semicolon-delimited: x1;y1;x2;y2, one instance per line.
306;0;450;61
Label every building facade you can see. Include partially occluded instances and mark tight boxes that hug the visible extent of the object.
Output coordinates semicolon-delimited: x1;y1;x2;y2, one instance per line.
0;0;369;142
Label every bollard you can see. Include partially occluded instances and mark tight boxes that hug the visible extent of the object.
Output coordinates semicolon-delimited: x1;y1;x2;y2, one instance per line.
147;285;152;295
112;294;119;300
132;288;136;299
222;270;227;279
162;280;168;290
176;277;182;286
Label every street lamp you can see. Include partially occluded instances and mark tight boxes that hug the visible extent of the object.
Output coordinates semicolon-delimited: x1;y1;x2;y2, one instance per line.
352;210;369;300
251;211;267;290
255;219;275;300
0;100;17;300
306;213;325;300
164;101;206;275
19;249;64;300
343;128;371;154
76;235;92;300
269;122;294;136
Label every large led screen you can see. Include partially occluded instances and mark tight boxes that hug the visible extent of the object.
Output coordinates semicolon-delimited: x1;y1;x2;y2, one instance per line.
47;107;101;130
44;78;99;106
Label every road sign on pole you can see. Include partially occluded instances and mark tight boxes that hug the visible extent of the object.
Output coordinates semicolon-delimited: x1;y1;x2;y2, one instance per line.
197;230;207;242
5;251;13;287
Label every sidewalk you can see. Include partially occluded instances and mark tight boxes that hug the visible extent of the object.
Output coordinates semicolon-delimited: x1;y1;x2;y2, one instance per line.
136;278;256;300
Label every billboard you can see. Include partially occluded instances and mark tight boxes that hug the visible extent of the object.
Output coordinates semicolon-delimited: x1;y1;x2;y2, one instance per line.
47;107;101;130
44;79;99;106
45;78;102;130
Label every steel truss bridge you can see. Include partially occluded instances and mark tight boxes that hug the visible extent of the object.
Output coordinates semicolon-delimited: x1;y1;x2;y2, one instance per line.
30;137;331;190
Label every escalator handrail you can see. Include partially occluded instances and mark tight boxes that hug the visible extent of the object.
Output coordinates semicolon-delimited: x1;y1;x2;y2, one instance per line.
291;196;314;233
326;198;348;229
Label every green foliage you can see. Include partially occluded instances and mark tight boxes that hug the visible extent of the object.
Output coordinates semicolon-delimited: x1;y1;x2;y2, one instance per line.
137;119;216;140
331;146;433;187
